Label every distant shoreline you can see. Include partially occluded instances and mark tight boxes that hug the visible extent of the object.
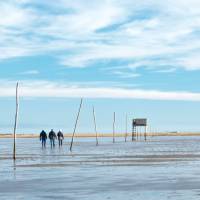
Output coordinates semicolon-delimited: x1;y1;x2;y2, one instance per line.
1;132;200;138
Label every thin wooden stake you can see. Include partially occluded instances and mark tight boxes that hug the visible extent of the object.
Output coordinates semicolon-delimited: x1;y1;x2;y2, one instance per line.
144;126;147;141
132;125;134;141
113;112;115;143
93;106;98;146
13;82;19;160
136;128;138;140
69;98;83;152
125;114;127;142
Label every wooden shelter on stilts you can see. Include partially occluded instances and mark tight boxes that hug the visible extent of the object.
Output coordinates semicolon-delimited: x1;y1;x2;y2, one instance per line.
132;118;147;141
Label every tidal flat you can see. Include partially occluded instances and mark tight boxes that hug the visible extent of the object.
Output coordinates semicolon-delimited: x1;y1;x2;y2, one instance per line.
1;136;200;200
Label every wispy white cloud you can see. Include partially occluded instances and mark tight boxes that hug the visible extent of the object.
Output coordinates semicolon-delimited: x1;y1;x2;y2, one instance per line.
0;1;31;27
155;68;176;73
177;53;200;70
19;70;39;75
0;0;200;73
112;71;140;78
1;80;200;101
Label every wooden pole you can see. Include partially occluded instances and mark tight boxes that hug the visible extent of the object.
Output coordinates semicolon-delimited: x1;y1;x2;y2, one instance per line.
125;114;127;142
132;121;135;141
13;82;19;160
113;112;115;143
93;106;98;146
144;126;147;141
136;127;139;141
69;98;83;152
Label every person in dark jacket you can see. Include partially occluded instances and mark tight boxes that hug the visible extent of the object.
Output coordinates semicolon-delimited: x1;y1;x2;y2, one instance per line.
40;130;47;148
57;129;64;147
49;129;57;148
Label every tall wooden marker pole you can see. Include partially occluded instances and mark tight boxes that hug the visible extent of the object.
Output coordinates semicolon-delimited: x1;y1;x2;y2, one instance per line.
112;112;115;143
125;114;128;142
13;82;19;160
93;107;98;146
70;98;83;152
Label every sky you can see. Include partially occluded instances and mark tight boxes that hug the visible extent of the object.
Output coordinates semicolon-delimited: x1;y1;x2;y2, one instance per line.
0;0;200;134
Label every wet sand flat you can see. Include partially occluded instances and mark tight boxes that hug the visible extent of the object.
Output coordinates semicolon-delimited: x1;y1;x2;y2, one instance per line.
1;132;200;138
1;136;200;199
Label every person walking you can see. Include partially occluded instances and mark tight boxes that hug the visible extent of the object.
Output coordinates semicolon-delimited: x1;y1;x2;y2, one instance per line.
40;130;47;148
49;129;57;148
57;130;64;147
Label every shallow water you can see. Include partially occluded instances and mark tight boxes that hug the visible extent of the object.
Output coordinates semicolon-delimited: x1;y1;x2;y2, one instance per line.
1;136;200;199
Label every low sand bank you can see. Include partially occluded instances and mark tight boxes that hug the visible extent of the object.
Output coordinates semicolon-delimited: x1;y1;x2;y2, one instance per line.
1;132;200;138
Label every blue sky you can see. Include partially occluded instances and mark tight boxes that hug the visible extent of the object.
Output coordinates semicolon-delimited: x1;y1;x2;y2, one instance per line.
1;0;200;133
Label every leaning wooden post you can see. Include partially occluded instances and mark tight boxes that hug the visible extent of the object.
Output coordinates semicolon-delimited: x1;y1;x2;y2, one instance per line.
112;112;115;143
125;114;128;142
93;106;98;146
13;82;19;160
69;98;83;152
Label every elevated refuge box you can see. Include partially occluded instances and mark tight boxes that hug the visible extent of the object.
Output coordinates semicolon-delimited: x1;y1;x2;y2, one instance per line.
132;118;148;141
132;118;147;127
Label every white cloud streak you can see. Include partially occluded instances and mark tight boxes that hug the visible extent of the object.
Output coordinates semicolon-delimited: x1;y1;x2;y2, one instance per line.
1;80;200;101
112;71;140;78
19;70;39;75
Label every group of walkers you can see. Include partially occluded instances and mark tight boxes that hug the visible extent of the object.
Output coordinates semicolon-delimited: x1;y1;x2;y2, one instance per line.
40;129;64;148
